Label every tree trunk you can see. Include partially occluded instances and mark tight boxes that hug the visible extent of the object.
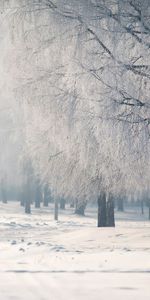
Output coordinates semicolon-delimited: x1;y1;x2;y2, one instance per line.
20;191;25;207
2;188;7;203
43;185;49;207
75;200;86;216
20;199;24;206
70;201;75;208
54;198;58;220
141;199;144;214
107;194;115;227
98;192;115;227
1;177;7;204
22;159;33;214
35;197;41;208
97;192;107;227
25;197;31;214
148;199;150;221
35;182;42;208
60;198;66;210
117;198;124;211
24;182;31;214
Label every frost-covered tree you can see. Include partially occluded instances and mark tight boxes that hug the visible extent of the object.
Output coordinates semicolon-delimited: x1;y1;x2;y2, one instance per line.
1;0;150;224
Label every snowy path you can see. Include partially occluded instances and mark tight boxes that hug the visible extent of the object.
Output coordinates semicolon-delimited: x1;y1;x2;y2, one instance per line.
0;202;150;299
0;272;150;300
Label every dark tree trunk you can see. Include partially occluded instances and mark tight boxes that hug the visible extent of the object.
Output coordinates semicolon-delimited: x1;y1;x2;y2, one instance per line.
117;198;124;211
48;191;53;203
54;198;58;220
2;188;7;203
148;199;150;221
107;194;115;227
22;159;34;214
35;197;41;208
97;192;115;227
97;192;107;227
35;182;42;208
141;199;144;214
43;185;49;207
70;201;75;208
60;198;66;210
1;178;7;204
75;201;86;216
24;181;31;214
20;191;25;206
25;197;31;214
20;199;24;206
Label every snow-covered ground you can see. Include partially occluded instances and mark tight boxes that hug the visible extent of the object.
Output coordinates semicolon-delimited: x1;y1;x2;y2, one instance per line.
0;202;150;300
